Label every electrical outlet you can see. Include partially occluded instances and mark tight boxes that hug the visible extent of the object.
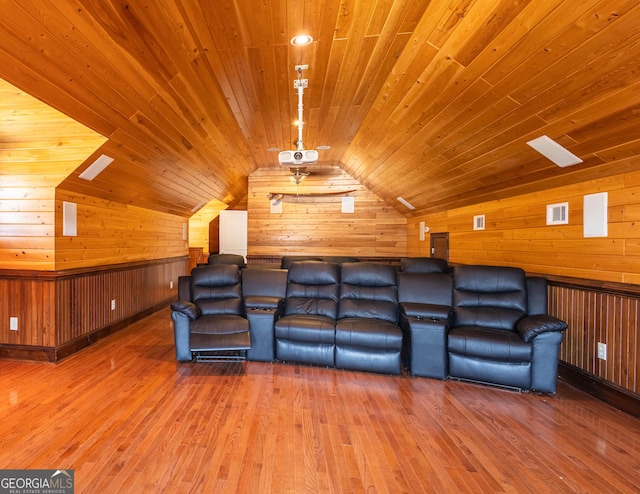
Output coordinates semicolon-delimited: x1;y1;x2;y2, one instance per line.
597;342;607;360
170;280;174;289
9;317;18;331
111;299;116;311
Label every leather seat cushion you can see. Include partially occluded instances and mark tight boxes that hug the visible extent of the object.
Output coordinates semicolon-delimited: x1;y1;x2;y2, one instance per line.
448;326;532;363
335;318;402;350
275;314;336;343
190;314;249;335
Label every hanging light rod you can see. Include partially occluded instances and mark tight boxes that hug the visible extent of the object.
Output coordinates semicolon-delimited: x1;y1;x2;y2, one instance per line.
278;65;319;166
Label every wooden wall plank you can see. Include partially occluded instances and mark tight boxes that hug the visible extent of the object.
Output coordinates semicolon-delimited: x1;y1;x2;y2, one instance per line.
248;167;407;257
55;189;188;270
0;79;106;270
187;198;229;255
407;168;640;283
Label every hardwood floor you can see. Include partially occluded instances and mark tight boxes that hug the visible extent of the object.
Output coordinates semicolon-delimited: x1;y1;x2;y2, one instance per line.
1;308;639;493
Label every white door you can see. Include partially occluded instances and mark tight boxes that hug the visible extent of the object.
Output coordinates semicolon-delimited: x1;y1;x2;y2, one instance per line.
218;210;248;260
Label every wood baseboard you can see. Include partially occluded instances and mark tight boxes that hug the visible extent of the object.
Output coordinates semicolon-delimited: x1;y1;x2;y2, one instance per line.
559;361;640;419
0;300;171;363
0;345;56;362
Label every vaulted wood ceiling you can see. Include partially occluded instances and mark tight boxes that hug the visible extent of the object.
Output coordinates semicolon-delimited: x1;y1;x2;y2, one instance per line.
1;0;639;217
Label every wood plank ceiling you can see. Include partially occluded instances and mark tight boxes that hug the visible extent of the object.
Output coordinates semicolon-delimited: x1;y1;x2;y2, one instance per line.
1;0;639;217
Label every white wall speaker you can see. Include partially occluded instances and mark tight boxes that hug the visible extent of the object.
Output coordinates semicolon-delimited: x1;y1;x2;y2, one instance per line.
342;196;354;213
63;201;77;236
584;192;607;237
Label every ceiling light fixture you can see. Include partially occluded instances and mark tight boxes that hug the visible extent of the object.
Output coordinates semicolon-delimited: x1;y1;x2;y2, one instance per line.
289;167;310;185
78;154;114;181
397;197;415;210
191;201;206;213
290;34;313;46
526;135;583;168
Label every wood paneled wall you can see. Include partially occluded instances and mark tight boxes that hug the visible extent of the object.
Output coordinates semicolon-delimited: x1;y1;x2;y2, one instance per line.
407;169;640;284
0;187;56;270
188;198;228;255
55;189;188;270
0;257;187;360
0;80;106;270
248;168;407;257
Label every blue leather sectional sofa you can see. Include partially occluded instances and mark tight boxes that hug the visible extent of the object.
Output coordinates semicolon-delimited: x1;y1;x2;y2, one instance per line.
171;257;568;393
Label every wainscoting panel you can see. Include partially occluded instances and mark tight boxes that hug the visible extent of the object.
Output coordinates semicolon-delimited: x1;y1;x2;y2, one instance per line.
55;259;188;346
549;280;640;395
0;257;188;360
0;276;56;347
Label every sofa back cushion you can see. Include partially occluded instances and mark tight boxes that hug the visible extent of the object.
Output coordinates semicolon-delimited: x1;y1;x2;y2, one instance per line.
398;272;453;306
284;261;340;319
338;263;398;324
281;255;322;269
320;256;360;266
526;277;548;316
453;265;527;331
242;268;288;308
400;257;448;273
207;253;246;269
191;265;243;316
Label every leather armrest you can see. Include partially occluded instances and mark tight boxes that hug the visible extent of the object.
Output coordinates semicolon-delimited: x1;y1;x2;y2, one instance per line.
170;300;201;320
400;302;450;321
274;299;285;320
517;314;567;343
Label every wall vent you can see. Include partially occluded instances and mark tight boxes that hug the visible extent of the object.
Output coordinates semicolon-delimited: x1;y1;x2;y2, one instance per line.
547;202;568;225
473;214;485;231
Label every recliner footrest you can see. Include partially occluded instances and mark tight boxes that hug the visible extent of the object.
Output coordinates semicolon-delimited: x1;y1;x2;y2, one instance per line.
190;331;251;352
194;350;248;362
